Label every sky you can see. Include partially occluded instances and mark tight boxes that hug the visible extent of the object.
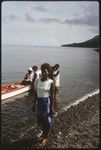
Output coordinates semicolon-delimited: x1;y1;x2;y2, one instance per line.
2;1;99;46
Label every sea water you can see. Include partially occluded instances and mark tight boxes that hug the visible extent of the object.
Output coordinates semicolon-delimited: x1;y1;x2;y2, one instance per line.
2;44;99;104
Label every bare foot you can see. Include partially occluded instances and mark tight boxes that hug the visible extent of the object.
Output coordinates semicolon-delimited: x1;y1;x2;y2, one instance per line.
37;131;44;142
39;138;48;147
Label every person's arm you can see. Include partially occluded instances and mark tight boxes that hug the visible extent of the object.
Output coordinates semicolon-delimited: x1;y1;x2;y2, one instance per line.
24;73;28;80
32;79;38;113
50;82;55;113
32;78;38;98
33;72;37;82
25;73;31;81
54;70;59;77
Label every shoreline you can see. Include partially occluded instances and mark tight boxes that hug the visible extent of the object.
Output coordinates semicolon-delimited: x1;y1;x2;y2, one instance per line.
1;93;100;149
48;93;100;149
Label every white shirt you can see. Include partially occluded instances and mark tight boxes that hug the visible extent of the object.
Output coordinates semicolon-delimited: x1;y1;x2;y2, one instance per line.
36;78;53;98
36;69;41;79
25;72;34;82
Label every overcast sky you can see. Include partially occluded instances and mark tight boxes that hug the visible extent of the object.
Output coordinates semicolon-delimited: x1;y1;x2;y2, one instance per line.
2;1;99;46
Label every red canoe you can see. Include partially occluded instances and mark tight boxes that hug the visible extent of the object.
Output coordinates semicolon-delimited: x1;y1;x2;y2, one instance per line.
1;81;31;100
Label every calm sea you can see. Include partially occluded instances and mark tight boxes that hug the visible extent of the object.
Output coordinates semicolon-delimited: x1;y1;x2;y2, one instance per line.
2;44;99;104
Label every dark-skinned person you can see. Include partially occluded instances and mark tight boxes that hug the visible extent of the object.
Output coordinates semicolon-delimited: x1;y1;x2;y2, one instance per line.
53;64;60;111
49;65;55;80
32;65;41;83
32;65;41;109
21;68;34;85
33;63;55;147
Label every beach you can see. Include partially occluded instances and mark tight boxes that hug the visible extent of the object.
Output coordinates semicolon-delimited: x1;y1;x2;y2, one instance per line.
1;92;100;149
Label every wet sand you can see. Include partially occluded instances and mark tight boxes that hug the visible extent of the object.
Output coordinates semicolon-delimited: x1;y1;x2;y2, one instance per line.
1;92;100;149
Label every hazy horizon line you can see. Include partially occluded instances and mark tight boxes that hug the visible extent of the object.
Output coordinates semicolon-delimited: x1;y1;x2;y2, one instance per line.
2;43;61;48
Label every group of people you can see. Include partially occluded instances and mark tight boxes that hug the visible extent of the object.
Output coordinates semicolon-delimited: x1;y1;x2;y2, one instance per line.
21;66;41;85
21;63;60;147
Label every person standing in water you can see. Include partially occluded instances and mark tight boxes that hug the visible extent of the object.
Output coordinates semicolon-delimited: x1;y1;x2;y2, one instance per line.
33;63;55;147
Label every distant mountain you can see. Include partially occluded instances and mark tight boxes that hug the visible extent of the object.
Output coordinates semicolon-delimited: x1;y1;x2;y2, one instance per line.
61;35;99;48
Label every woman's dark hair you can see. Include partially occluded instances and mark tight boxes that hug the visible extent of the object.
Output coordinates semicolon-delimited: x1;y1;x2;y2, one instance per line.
54;64;59;68
41;63;51;72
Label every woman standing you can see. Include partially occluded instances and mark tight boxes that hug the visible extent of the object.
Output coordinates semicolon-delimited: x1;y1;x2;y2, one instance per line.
33;63;55;147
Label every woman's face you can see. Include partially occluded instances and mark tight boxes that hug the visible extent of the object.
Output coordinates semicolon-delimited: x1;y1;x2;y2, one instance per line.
41;69;49;80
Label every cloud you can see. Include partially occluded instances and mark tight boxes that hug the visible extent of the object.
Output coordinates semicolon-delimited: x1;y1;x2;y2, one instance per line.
63;2;99;27
25;13;35;23
2;1;99;46
2;15;19;23
85;14;99;26
38;18;62;23
9;15;18;21
32;4;48;12
64;13;99;27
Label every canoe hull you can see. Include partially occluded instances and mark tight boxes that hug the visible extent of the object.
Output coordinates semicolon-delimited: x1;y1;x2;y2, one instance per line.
1;82;31;100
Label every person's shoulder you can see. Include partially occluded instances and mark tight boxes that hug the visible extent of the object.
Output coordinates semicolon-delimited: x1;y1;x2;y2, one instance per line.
38;70;41;73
